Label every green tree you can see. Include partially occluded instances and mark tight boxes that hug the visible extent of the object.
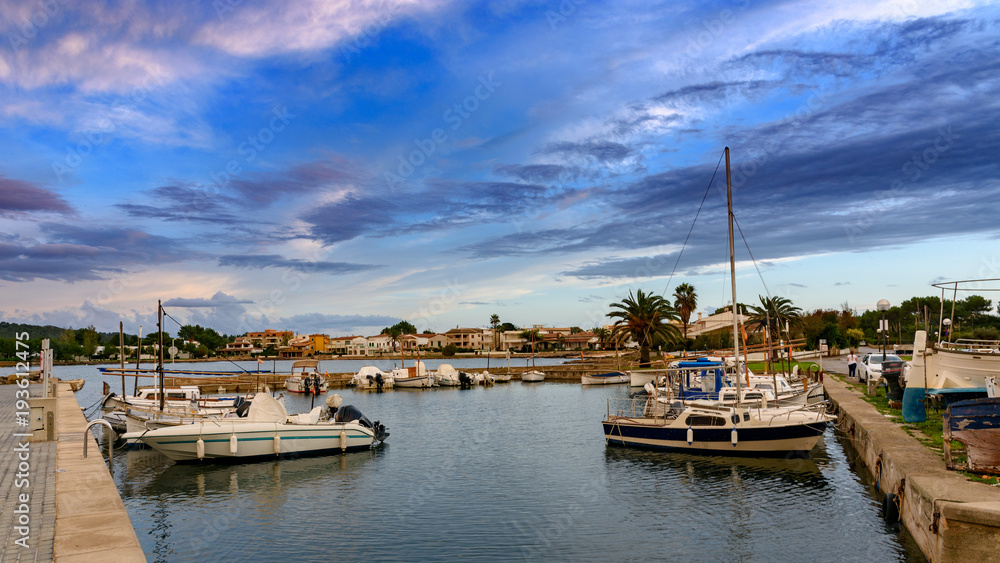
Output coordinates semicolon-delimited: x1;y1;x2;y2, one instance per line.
962;295;993;329
442;344;458;356
518;329;542;353
382;321;417;335
746;295;803;343
673;283;697;345
81;325;99;357
592;327;610;349
607;289;681;366
385;326;403;353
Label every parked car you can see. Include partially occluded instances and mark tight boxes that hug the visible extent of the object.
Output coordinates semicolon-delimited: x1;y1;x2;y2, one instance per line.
857;353;907;383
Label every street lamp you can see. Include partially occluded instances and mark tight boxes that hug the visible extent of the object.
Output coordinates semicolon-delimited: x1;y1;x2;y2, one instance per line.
943;318;951;342
877;299;890;359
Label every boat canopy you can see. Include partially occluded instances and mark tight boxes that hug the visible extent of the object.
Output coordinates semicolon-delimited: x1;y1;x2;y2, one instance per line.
247;390;288;423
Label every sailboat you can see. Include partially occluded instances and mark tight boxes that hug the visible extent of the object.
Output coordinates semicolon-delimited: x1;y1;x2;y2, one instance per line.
520;332;545;382
602;148;834;455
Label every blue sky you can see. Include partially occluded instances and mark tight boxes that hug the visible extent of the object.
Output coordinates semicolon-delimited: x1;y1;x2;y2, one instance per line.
1;0;998;337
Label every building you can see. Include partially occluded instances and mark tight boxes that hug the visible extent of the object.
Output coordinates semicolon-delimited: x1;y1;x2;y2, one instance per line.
687;310;749;338
365;334;394;356
219;336;260;357
329;336;367;356
246;329;294;349
278;335;313;358
444;328;495;350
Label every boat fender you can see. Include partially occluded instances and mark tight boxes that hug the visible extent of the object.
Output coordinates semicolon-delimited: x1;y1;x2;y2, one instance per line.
340;429;347;452
230;434;238;455
196;438;205;459
731;426;738;447
882;493;899;523
687;425;693;445
273;435;281;454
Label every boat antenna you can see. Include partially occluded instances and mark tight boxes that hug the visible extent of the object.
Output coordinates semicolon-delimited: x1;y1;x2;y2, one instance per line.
725;147;742;408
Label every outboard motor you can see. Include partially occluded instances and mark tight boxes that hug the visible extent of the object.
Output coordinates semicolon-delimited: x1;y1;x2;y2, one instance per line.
374;372;384;392
235;399;252;418
458;371;474;388
883;359;905;402
313;376;321;395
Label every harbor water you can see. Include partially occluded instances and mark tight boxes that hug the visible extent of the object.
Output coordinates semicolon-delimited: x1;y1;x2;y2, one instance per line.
50;360;924;561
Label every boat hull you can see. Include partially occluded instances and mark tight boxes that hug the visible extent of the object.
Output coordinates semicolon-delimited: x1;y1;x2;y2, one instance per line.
130;420;376;462
603;418;827;455
393;375;432;388
581;372;628;385
944;397;1000;475
521;371;545;382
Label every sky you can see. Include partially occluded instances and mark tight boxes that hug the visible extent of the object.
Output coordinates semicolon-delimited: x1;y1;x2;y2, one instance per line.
1;0;998;338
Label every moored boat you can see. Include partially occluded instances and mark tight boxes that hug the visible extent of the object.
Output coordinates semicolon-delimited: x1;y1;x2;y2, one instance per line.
581;371;628;385
520;370;545;382
123;392;388;462
284;359;329;394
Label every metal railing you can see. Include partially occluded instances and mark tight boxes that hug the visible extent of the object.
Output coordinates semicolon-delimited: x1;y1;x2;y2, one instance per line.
84;419;115;471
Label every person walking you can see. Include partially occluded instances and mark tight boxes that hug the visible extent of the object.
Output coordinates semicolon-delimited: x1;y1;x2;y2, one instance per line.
847;350;858;379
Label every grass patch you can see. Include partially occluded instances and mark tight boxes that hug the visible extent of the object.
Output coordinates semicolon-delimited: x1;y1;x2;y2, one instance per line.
745;361;823;374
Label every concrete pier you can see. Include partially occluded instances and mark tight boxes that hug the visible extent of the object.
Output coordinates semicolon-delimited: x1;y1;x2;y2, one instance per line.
1;382;145;561
827;374;1000;562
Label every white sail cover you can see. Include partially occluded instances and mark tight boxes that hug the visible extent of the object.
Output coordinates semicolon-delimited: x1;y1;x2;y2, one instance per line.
247;389;288;422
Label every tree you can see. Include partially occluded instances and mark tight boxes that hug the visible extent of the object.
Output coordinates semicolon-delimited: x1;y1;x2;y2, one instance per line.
382;321;417;335
592;327;610;349
385;326;403;354
607;289;681;366
81;325;99;357
519;329;542;353
846;328;865;348
442;344;458;356
962;295;992;329
499;322;518;332
490;314;501;350
672;283;697;345
746;295;803;344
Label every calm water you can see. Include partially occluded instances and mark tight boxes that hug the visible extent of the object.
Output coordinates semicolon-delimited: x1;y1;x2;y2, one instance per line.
39;361;925;562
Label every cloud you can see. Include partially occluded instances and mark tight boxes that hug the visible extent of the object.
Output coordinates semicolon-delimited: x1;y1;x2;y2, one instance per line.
541;140;634;163
218;254;381;274
493;163;583;183
276;312;401;335
163;293;255;307
0;224;199;282
0;176;74;216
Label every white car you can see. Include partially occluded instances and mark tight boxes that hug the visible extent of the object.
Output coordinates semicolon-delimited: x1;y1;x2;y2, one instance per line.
857;353;907;383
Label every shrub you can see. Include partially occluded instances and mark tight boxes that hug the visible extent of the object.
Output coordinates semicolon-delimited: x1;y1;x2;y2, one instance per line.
442;344;458;356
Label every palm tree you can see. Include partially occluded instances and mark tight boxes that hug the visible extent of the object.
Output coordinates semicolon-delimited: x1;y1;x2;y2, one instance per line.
385;326;403;355
519;328;541;353
746;295;802;341
490;314;501;350
592;327;610;349
672;283;697;345
607;289;681;366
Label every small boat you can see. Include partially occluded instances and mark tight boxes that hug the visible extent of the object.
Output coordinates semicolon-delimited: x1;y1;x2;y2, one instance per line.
434;364;462;386
124;392;388;462
944;397;1000;475
581;372;628;385
102;385;243;415
628;369;670;387
392;361;433;388
520;370;545;382
349;366;393;390
284;359;329;394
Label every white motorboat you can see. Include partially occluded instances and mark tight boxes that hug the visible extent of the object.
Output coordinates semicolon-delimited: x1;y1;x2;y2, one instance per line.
434;364;461;386
350;366;394;390
581;371;628;385
284;359;330;394
124;392;388;462
628;369;669;387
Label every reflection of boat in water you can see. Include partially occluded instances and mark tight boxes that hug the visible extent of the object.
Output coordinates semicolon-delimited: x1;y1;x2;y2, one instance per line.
121;446;384;497
602;440;829;489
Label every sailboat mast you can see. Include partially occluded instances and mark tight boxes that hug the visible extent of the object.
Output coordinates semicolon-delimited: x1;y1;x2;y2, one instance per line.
725;147;742;403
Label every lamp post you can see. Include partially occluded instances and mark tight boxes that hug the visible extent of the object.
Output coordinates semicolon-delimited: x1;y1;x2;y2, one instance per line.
877;299;890;359
943;318;951;343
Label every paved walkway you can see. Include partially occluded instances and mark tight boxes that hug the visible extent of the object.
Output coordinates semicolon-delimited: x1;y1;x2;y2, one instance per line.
1;381;145;561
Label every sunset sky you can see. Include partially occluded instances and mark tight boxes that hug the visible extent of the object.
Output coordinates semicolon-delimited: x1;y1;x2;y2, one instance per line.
1;0;998;337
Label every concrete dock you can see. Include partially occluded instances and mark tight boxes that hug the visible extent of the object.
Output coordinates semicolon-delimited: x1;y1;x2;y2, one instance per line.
1;382;145;561
826;373;1000;562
